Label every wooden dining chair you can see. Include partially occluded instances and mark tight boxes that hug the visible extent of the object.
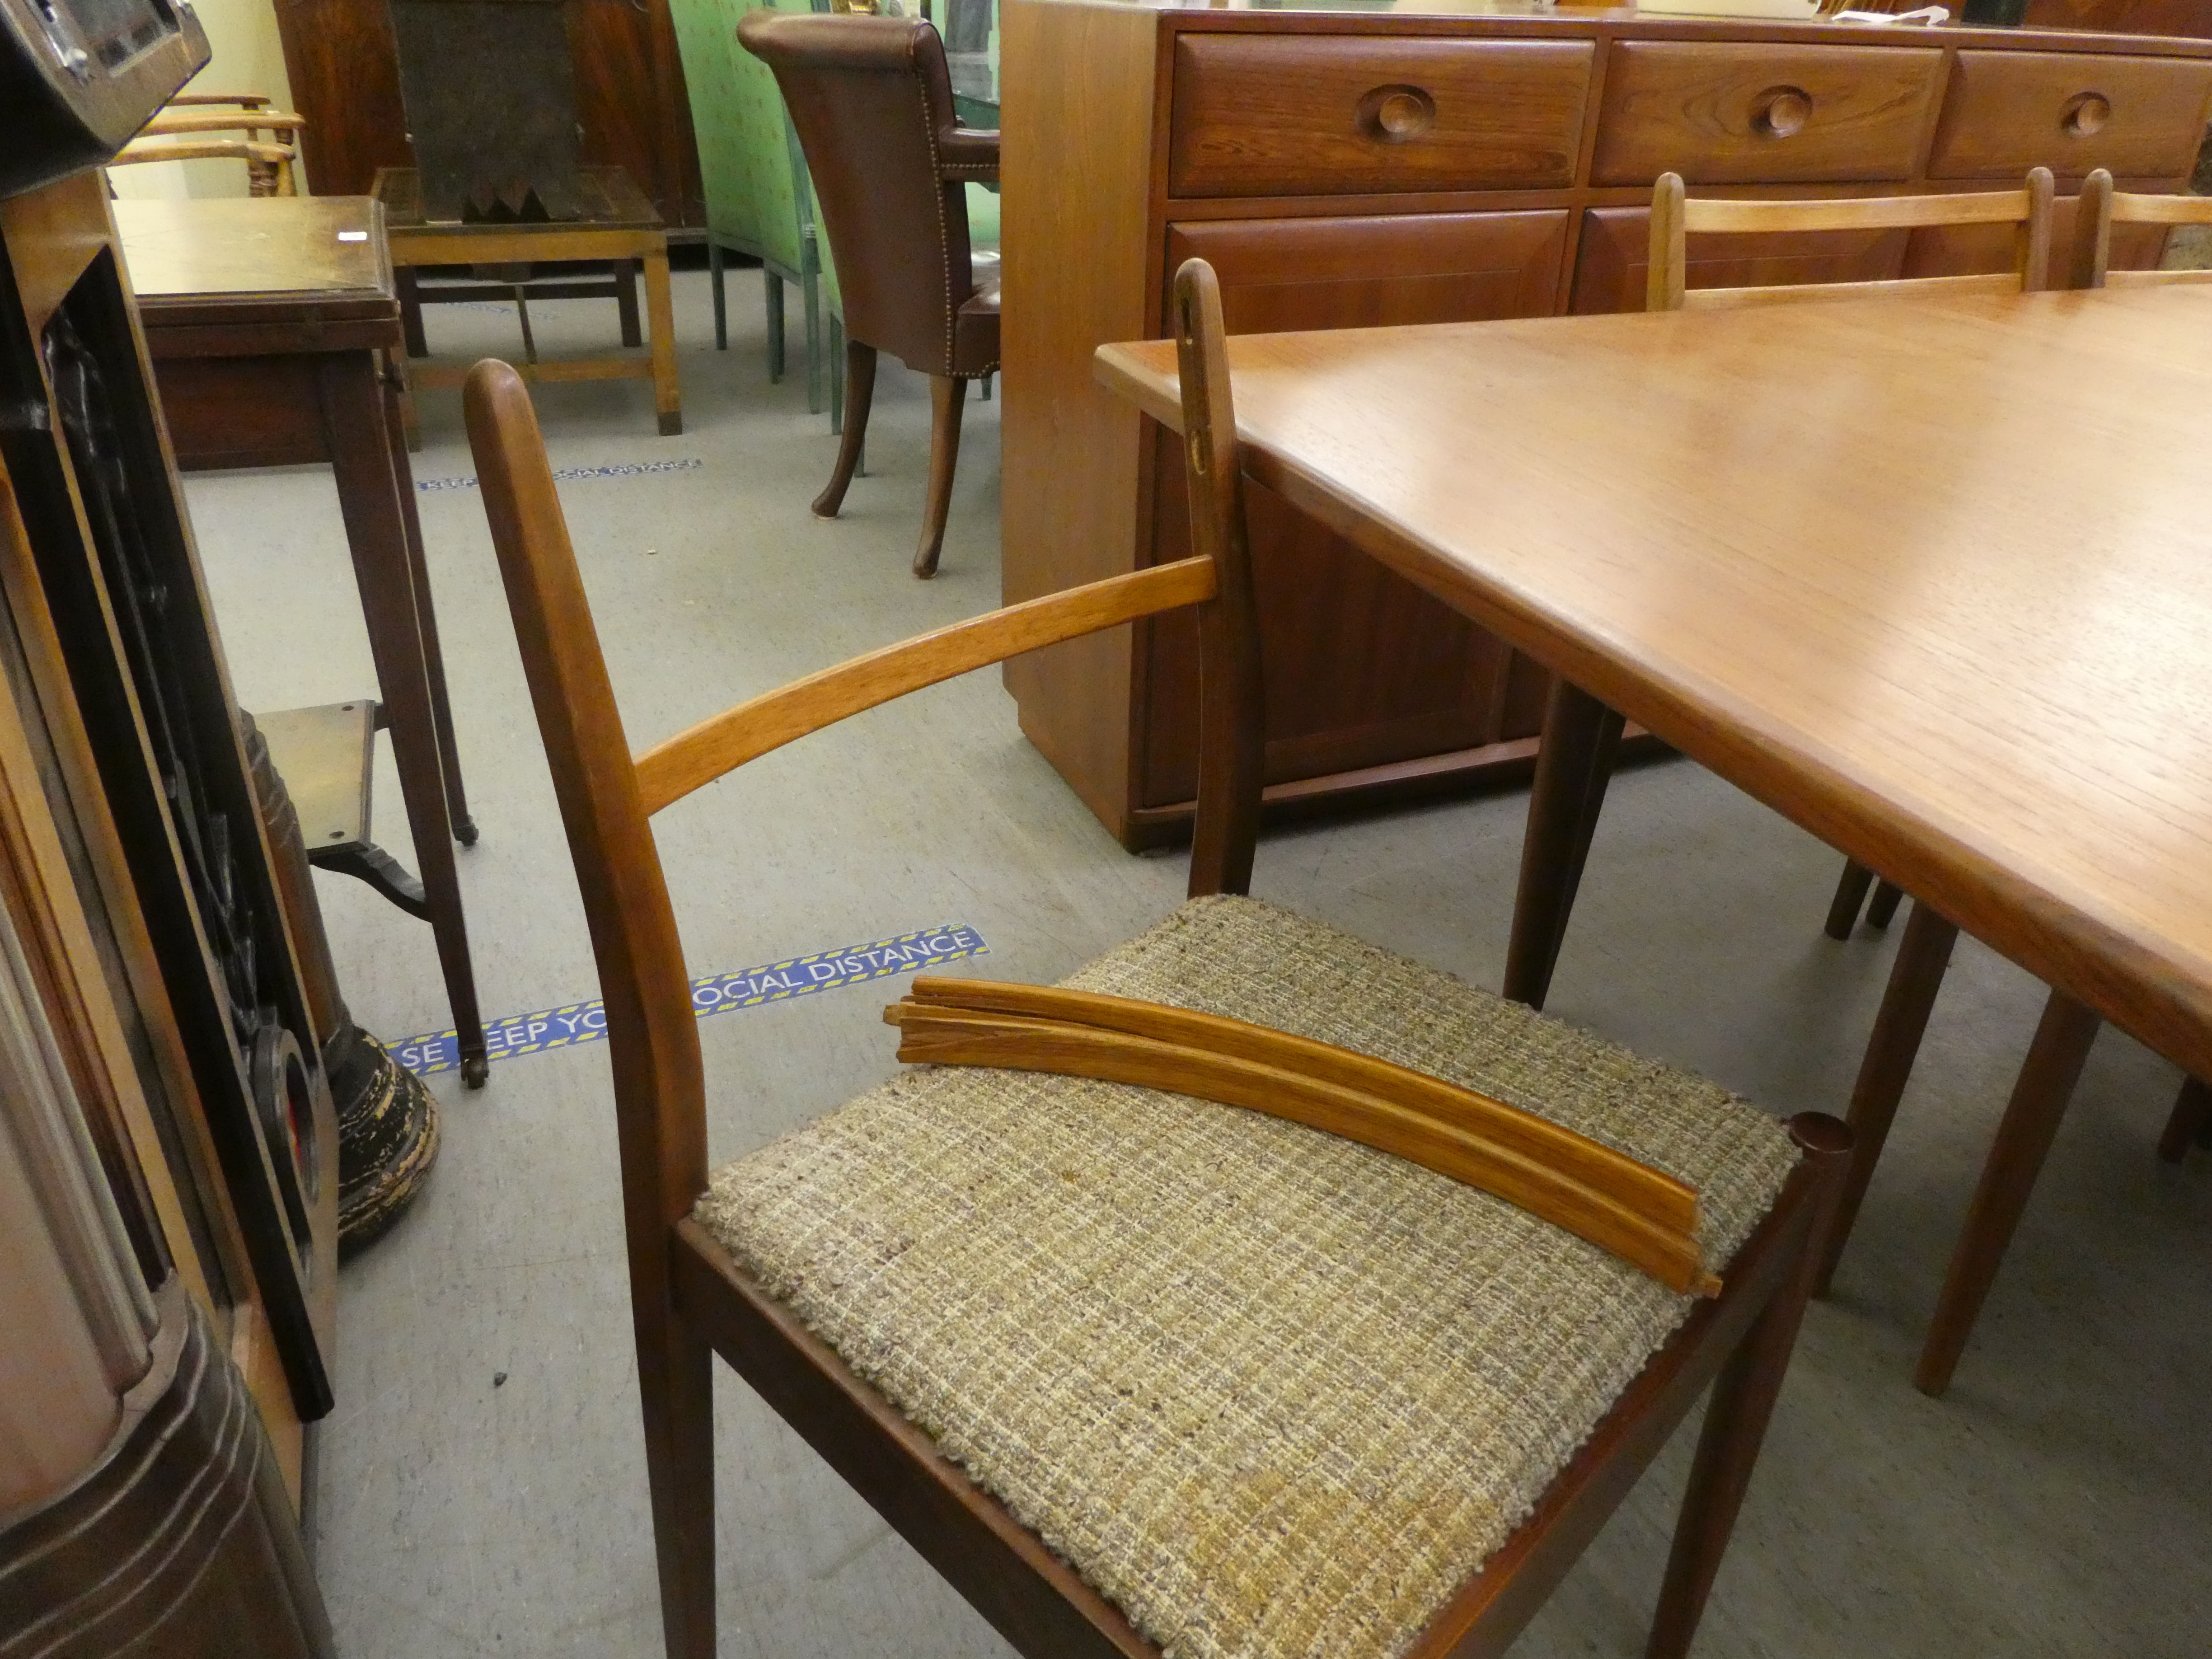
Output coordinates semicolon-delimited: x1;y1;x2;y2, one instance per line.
111;94;307;197
1645;169;2055;313
737;11;999;579
464;256;1850;1659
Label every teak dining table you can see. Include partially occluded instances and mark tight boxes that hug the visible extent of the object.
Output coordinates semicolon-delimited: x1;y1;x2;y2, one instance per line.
1097;283;2212;1389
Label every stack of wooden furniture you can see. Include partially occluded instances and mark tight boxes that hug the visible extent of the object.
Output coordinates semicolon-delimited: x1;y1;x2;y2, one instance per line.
3;2;339;1647
111;92;309;195
1001;1;2212;848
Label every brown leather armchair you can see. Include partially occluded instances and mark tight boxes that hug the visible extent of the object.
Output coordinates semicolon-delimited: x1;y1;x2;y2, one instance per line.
737;12;999;578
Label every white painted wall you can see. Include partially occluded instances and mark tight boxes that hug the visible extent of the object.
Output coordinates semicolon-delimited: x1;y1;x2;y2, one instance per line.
107;0;300;201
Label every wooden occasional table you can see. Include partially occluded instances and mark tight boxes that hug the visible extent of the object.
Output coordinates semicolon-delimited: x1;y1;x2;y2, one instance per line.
1098;285;2212;1387
375;164;681;437
117;194;489;1088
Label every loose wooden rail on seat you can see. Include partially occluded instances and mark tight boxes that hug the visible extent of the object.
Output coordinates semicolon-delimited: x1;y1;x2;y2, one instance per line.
887;978;1716;1295
1646;169;2053;313
633;556;1217;814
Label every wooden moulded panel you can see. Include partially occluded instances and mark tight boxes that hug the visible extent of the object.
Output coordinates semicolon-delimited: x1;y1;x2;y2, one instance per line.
1140;212;1570;809
1572;206;1907;314
1591;42;1941;186
1928;51;2212;180
1168;36;1592;198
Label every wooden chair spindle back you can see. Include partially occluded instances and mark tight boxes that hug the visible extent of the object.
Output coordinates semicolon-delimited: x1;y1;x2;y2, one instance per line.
1647;169;2055;313
2070;167;2212;291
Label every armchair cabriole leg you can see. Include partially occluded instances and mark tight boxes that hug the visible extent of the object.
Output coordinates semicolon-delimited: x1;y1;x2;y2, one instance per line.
814;341;876;518
915;374;968;578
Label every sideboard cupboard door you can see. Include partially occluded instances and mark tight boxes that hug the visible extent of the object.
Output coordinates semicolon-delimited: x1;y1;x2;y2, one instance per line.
1928;51;2212;180
1169;36;1592;198
1591;42;1942;186
1138;211;1569;814
1570;205;1907;314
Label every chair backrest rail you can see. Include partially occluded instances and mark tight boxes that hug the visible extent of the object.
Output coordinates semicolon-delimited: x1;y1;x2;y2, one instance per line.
1649;169;2053;314
632;554;1218;815
1682;271;2021;311
1682;189;2033;235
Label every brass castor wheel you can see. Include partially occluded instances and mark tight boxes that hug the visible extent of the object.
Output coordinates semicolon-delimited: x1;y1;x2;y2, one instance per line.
454;815;480;847
461;1052;489;1090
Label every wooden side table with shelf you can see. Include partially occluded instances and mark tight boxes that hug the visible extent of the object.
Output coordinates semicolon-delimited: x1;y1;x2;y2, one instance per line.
375;164;683;437
117;193;490;1087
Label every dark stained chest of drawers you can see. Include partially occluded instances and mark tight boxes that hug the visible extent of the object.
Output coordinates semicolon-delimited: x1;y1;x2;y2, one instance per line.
999;0;2212;848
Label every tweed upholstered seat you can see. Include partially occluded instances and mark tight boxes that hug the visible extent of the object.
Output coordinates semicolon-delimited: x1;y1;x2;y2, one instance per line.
698;895;1799;1659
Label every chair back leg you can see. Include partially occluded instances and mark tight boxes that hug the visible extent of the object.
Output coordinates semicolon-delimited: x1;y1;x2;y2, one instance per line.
916;375;969;578
813;339;876;517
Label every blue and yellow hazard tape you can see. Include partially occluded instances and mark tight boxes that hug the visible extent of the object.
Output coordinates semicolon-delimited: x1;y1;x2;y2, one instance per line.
389;923;989;1078
415;458;704;492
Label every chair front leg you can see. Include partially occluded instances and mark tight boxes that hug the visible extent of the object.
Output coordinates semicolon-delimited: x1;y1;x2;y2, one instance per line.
915;375;968;579
709;243;727;352
813;340;876;519
637;1294;717;1659
1646;1115;1851;1659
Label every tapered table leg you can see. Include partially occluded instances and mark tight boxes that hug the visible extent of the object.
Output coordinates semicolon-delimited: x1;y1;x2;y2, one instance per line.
378;359;475;845
1815;899;1959;1294
316;352;487;1088
1503;677;1623;1009
2157;1075;2212;1162
1915;989;2100;1396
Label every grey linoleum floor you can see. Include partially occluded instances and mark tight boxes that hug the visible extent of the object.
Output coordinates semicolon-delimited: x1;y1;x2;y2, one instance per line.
183;265;2211;1658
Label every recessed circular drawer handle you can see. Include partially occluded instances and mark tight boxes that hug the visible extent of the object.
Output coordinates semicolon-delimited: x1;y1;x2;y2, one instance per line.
1357;84;1437;146
2063;92;2112;137
1751;86;1814;139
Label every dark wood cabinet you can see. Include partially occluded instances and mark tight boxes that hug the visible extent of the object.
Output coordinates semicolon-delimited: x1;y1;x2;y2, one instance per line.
1002;1;2212;850
272;0;705;228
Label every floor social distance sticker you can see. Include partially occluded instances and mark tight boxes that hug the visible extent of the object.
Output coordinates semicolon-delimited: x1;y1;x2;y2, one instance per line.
389;924;989;1078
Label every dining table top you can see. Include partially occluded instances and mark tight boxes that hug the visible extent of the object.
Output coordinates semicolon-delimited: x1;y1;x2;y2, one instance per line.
1096;284;2212;1082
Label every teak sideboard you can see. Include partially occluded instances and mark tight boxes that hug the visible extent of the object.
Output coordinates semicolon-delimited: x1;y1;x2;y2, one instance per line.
999;0;2212;849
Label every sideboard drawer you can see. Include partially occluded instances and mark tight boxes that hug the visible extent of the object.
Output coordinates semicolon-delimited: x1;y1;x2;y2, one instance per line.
1927;52;2212;179
1168;35;1592;197
1591;42;1941;185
